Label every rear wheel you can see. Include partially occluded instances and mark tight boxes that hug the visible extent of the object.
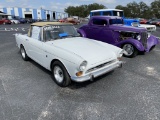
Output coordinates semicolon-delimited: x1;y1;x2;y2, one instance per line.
20;45;29;61
52;61;71;87
122;44;138;58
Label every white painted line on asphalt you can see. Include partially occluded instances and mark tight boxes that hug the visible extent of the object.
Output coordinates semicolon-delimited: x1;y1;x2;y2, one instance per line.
22;28;25;31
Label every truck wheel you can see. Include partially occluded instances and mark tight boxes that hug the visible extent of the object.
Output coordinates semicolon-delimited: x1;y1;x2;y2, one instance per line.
52;61;71;87
20;45;29;61
122;44;138;58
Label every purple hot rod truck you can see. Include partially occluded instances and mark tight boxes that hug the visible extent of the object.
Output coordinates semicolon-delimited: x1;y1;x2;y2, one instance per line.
78;16;159;57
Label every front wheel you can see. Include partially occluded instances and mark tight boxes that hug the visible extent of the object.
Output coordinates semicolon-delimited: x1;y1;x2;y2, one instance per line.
122;44;138;58
52;61;71;87
20;45;29;61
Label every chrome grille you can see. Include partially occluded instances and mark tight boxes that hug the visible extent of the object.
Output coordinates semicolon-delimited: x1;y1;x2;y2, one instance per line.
86;60;116;73
141;32;148;49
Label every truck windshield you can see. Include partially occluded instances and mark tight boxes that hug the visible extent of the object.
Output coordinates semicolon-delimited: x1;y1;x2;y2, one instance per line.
109;19;123;25
44;25;79;41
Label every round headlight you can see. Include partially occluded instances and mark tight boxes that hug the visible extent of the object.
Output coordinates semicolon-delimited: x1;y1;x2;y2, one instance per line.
79;61;87;71
136;35;141;40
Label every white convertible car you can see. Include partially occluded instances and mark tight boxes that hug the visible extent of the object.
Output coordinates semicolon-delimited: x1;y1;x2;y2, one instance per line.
15;22;123;87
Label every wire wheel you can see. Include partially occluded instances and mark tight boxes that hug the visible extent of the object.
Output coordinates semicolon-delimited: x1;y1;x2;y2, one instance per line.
122;44;138;58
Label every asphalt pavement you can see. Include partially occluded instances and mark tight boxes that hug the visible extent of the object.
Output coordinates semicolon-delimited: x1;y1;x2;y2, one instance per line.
0;23;160;120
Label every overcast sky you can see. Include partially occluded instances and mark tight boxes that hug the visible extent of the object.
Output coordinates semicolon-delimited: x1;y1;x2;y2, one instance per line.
0;0;155;12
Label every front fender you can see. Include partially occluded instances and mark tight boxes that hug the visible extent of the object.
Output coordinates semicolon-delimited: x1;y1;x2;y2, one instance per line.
77;29;86;37
146;35;159;52
115;39;145;52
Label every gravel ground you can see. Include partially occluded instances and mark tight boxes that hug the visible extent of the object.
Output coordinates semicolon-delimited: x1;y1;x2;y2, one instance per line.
0;23;160;120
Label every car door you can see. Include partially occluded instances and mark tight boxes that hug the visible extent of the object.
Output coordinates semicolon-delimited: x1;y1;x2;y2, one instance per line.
85;18;115;44
101;25;116;45
85;18;103;40
26;26;46;66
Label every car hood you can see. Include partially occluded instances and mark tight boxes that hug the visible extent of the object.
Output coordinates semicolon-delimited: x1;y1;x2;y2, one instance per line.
110;24;146;33
46;37;117;65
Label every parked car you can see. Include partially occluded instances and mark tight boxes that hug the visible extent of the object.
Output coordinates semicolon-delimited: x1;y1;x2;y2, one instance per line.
9;19;20;24
151;19;160;26
26;18;35;23
146;18;157;24
78;16;159;58
140;19;148;24
0;18;12;24
15;22;124;87
67;18;81;25
58;18;67;22
18;18;27;24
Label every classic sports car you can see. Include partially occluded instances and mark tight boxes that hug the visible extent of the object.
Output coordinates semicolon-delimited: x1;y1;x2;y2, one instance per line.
78;16;159;58
15;22;123;87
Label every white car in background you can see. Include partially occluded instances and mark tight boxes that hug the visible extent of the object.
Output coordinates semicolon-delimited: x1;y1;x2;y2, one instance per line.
10;19;20;24
15;22;124;87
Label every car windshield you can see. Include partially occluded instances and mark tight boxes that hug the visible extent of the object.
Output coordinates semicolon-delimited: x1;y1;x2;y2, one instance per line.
109;19;123;25
44;25;79;41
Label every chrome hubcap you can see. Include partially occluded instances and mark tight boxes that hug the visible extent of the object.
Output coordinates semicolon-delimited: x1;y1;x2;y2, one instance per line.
21;48;25;58
123;44;134;56
54;66;64;83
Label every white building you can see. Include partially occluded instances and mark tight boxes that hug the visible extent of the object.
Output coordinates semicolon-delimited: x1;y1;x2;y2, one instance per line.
0;7;68;20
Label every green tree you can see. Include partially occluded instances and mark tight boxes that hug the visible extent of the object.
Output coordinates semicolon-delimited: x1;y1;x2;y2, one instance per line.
115;1;151;19
64;3;106;17
126;1;140;18
139;1;151;19
150;0;160;18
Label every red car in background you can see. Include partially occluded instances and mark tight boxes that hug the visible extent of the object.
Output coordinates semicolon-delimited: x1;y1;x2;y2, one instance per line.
66;18;80;25
0;18;11;25
59;18;80;25
140;19;148;24
58;18;67;23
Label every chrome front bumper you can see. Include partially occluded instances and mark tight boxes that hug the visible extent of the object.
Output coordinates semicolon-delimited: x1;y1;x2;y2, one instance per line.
71;61;122;82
